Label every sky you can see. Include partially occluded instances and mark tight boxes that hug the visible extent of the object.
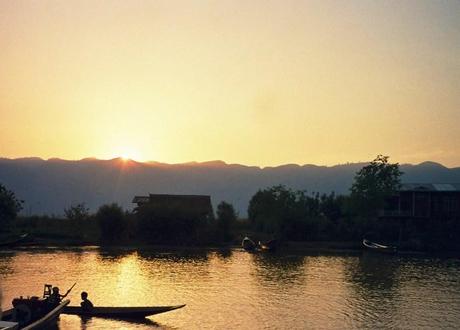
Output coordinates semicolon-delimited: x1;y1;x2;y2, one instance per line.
1;0;459;167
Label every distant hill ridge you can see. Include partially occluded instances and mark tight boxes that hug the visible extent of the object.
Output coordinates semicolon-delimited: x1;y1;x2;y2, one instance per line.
0;157;459;216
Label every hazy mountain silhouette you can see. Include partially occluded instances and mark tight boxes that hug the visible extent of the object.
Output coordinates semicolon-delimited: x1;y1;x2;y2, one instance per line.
0;157;459;216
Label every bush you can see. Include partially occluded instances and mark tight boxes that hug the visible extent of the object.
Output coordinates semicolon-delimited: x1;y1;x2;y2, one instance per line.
96;203;126;243
64;203;90;221
0;183;23;231
216;201;237;242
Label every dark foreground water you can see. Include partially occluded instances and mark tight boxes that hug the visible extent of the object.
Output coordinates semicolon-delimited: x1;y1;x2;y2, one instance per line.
1;247;459;329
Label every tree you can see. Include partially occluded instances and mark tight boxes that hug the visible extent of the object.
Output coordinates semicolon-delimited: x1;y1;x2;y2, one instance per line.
248;185;309;237
64;203;90;221
319;192;344;223
96;203;126;243
0;183;23;229
216;201;237;242
350;155;402;216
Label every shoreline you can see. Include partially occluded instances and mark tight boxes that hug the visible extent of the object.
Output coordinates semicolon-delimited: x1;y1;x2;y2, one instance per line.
2;240;456;258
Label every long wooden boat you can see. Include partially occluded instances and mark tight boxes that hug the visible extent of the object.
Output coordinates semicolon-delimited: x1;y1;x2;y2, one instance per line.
363;239;397;254
2;300;69;330
62;304;185;318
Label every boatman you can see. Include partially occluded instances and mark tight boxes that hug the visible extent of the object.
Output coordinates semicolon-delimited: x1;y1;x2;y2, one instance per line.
80;291;94;311
47;286;70;305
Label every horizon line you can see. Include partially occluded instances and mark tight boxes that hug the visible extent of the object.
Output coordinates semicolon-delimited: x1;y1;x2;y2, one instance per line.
0;156;457;170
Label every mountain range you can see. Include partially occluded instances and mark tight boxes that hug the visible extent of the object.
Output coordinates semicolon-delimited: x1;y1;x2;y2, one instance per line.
0;157;459;217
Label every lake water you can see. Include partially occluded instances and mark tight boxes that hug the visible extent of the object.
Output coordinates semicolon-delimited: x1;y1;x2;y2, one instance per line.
1;247;459;329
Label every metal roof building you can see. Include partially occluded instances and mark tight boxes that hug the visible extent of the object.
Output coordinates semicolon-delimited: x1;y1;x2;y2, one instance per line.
132;193;214;220
381;183;460;220
399;183;460;192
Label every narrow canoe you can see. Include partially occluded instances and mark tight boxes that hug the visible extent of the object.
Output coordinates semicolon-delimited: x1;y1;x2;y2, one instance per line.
363;239;397;254
62;304;186;318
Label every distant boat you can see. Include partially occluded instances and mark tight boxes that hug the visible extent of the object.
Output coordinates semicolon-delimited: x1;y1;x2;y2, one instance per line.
63;304;185;318
258;239;277;252
362;239;397;254
0;234;30;247
242;237;256;251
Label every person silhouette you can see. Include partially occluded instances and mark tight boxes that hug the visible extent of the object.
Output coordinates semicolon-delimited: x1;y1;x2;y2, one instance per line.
47;287;67;305
80;291;94;311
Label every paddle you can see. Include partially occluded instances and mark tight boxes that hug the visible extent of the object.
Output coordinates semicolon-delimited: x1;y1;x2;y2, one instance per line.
63;282;77;299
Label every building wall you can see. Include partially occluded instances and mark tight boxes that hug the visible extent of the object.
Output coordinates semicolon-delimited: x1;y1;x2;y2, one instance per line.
383;191;460;220
135;194;214;220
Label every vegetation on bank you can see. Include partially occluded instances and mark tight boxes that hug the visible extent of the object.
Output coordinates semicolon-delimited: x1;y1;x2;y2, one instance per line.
1;155;459;251
0;183;23;231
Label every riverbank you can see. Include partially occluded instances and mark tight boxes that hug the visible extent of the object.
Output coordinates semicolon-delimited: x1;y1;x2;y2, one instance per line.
3;224;458;255
2;238;453;257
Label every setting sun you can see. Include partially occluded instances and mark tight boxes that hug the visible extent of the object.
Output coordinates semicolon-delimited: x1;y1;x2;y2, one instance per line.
119;150;143;162
112;144;144;162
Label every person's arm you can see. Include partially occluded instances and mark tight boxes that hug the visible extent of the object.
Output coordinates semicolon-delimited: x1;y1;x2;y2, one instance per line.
61;283;77;299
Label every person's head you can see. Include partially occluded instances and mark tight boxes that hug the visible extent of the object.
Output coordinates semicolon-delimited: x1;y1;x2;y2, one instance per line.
81;291;88;300
52;287;60;294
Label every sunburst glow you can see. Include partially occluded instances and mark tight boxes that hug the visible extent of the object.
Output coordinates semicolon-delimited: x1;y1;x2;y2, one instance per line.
117;147;143;162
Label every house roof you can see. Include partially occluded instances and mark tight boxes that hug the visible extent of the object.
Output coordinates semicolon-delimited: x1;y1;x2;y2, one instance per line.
132;196;150;203
132;193;213;217
400;183;460;192
132;194;212;205
148;193;211;199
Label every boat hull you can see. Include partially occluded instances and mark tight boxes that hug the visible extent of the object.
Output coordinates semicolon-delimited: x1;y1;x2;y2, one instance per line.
2;300;69;330
363;239;397;254
0;321;19;330
258;239;277;252
242;237;256;251
62;304;186;318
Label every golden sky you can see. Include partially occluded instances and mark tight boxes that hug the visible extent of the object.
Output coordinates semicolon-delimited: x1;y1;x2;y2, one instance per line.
1;0;459;167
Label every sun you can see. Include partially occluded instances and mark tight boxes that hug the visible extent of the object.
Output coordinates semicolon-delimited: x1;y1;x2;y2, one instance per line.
118;148;143;162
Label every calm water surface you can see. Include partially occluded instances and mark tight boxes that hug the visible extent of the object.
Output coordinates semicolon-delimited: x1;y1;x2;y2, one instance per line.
1;247;459;329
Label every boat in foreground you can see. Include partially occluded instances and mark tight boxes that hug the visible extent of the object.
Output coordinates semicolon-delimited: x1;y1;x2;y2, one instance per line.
363;239;397;254
0;320;19;330
62;304;186;319
1;300;69;330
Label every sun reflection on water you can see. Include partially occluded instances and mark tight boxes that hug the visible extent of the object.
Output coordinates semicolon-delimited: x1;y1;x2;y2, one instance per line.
1;249;460;329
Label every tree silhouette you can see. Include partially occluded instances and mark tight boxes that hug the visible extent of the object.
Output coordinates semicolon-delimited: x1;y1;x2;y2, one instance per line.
350;155;402;216
0;183;23;230
64;203;90;221
96;203;126;242
216;201;237;242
